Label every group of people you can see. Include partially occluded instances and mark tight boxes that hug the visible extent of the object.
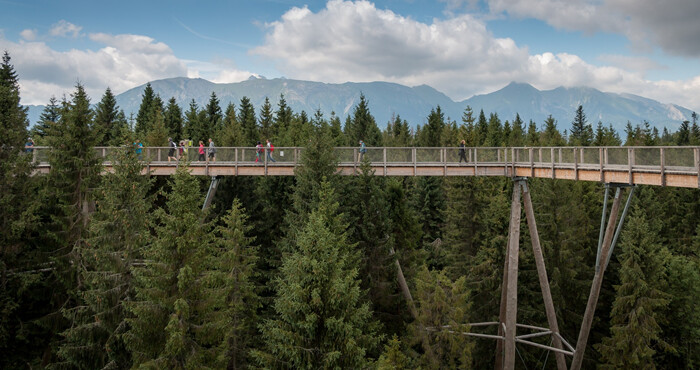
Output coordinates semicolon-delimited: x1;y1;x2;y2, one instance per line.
167;137;216;162
255;139;276;163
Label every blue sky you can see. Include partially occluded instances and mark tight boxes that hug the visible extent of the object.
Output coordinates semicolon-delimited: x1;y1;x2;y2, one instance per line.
2;0;699;113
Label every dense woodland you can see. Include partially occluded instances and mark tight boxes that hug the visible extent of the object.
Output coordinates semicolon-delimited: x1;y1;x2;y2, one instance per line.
2;51;700;369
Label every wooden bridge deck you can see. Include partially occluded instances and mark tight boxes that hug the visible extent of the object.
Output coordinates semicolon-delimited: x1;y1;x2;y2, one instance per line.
30;146;700;188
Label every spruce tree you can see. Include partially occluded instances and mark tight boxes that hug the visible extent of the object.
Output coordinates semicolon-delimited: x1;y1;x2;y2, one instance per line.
252;181;382;368
238;96;258;146
206;198;260;369
32;96;61;143
220;102;245;147
44;83;101;366
408;267;472;368
204;92;222;142
93;87;119;146
164;97;184;140
0;51;43;368
134;83;155;137
184;99;201;142
274;94;293;144
57;146;151;369
259;96;274;140
345;93;382;146
597;204;671;368
570;105;593;146
144;108;169;147
125;166;221;368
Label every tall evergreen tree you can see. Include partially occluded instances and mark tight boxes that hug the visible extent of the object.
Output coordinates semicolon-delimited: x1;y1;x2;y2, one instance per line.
32;96;61;143
597;205;671;368
259;96;274;141
0;51;43;368
207;199;260;369
57;147;151;369
220;102;245;147
204;92;223;142
570;105;593;146
134;83;155;137
476;109;488;146
274;94;293;144
164;97;183;141
237;96;258;146
253;181;382;368
184;99;201;142
408;267;472;368
93;87;120;145
145;108;169;147
125;167;222;368
44;83;102;366
345;93;382;146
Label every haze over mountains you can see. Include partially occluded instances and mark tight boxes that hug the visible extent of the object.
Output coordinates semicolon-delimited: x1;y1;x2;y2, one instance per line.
26;77;696;134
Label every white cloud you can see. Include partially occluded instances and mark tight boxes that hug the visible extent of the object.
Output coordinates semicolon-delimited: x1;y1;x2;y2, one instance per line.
251;0;700;112
182;59;255;83
0;33;187;105
20;29;37;41
485;0;700;57
49;20;82;38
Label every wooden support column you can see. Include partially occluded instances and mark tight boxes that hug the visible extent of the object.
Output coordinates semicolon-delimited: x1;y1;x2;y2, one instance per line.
570;188;623;370
494;228;511;370
504;182;522;369
521;181;567;370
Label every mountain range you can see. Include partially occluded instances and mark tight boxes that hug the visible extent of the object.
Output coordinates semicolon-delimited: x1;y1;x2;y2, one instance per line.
25;77;696;134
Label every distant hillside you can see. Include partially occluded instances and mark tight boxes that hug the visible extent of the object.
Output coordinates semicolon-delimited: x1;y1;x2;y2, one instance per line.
26;78;696;134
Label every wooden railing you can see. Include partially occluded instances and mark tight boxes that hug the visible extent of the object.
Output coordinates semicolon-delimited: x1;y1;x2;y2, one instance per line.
28;146;700;188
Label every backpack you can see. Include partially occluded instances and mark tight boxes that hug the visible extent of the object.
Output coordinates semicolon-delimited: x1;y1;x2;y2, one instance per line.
256;145;263;154
270;144;274;152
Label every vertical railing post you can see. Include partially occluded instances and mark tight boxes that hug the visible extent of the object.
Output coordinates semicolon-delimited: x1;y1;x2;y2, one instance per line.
235;148;239;176
412;147;417;176
695;147;700;188
443;147;447;176
550;147;555;179
660;147;666;187
529;147;534;177
384;147;387;176
573;147;579;181
628;148;634;184
599;147;604;183
474;148;478;175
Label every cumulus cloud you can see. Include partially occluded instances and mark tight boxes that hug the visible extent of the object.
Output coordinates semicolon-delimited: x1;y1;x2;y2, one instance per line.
49;20;82;38
0;32;187;105
251;0;700;112
485;0;700;57
20;29;37;41
183;59;255;83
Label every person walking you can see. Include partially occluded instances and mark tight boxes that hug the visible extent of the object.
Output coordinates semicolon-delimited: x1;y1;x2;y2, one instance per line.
358;140;367;162
266;139;276;163
134;139;143;160
255;141;263;163
25;137;34;153
458;139;468;164
167;138;177;162
198;141;206;161
208;138;216;162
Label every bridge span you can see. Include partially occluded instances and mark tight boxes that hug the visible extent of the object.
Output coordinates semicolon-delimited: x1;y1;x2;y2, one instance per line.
31;145;700;188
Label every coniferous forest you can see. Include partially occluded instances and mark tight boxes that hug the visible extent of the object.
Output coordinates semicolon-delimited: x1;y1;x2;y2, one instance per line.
3;51;700;369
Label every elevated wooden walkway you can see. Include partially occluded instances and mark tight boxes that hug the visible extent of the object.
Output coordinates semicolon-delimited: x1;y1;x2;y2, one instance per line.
31;146;700;188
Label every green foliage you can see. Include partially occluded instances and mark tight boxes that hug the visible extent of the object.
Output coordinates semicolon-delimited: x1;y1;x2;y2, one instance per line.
408;267;472;369
253;181;382;369
377;334;412;369
164;97;184;141
125;166;222;368
206;198;260;369
238;96;259;145
344;93;382;146
57;147;151;369
597;205;671;368
134;83;155;137
570;105;593;146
